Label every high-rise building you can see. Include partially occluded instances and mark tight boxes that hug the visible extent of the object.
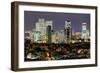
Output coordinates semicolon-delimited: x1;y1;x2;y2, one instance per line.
64;20;72;44
81;22;87;39
52;31;56;43
46;21;53;43
35;18;53;43
54;30;65;43
81;22;90;42
86;30;90;39
59;30;65;43
31;31;41;43
38;18;46;35
45;21;53;30
35;18;46;42
47;25;52;44
35;22;40;31
72;32;81;43
55;31;59;43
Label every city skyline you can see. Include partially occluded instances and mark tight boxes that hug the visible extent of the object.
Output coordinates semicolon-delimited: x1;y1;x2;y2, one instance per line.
24;11;91;61
24;11;90;32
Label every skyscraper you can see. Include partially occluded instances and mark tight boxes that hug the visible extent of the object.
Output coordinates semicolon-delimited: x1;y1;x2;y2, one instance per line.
35;18;53;43
46;21;53;43
64;20;72;44
45;21;53;30
54;30;64;43
47;25;52;44
81;22;90;42
38;18;46;35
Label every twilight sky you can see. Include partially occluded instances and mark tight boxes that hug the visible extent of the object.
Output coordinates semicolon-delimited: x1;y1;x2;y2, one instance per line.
24;11;90;32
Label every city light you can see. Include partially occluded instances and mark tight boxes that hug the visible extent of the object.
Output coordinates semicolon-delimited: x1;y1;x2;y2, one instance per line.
25;18;90;44
24;18;90;61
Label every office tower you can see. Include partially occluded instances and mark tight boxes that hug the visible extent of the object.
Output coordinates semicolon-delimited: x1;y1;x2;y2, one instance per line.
35;18;47;43
35;18;54;43
45;21;53;30
86;30;90;40
81;22;90;42
47;25;52;44
36;18;46;39
55;31;59;43
52;31;56;43
46;20;53;43
64;20;72;44
59;30;64;43
45;20;53;43
54;30;64;43
35;22;40;31
31;31;41;42
38;18;46;35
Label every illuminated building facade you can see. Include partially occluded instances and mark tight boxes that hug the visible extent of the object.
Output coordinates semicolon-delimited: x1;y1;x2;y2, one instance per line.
34;18;53;43
81;22;90;42
25;18;90;44
31;31;41;43
64;20;72;44
72;32;81;43
47;25;52;44
52;32;56;43
54;30;64;43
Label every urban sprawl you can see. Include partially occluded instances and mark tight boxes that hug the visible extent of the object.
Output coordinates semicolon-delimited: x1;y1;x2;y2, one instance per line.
24;18;90;61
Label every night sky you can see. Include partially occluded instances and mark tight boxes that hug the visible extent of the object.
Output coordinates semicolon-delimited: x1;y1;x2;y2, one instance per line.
24;11;90;32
